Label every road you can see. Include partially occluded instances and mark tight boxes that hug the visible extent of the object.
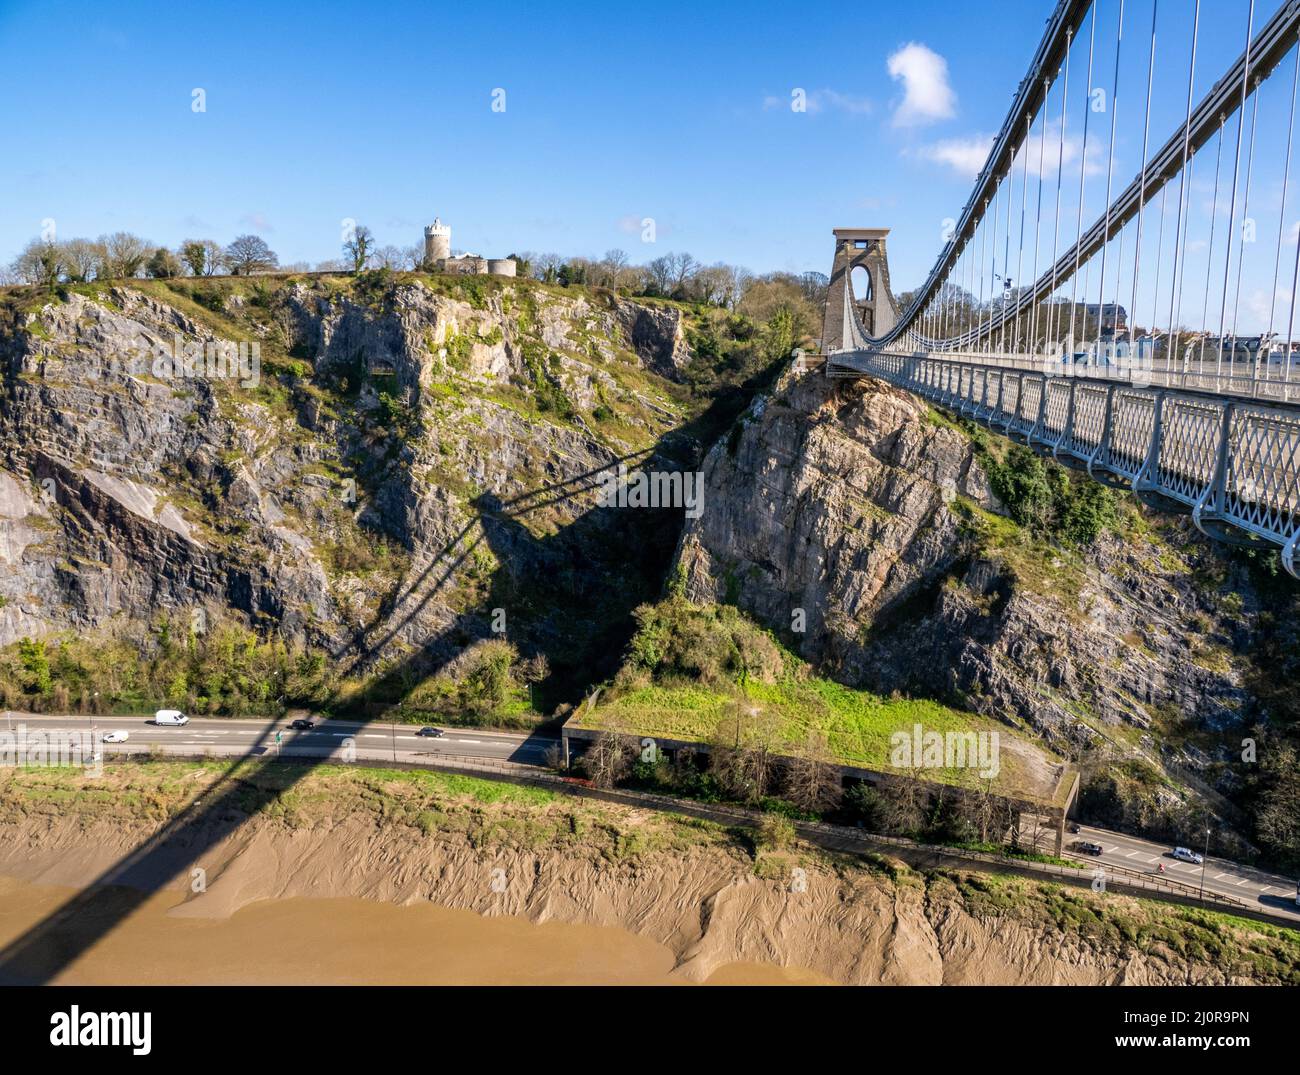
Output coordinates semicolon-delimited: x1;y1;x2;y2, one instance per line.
5;712;1298;922
1063;822;1300;922
1;712;559;769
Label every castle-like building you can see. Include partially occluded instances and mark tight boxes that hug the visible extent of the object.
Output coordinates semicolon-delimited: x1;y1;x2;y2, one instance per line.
423;218;516;277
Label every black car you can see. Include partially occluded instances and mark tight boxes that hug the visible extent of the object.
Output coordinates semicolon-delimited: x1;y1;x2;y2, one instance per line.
1078;841;1103;856
1068;823;1081;834
416;727;445;738
290;718;316;730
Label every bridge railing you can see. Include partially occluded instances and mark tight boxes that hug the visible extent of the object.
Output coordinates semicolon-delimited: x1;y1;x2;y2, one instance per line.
827;349;1300;577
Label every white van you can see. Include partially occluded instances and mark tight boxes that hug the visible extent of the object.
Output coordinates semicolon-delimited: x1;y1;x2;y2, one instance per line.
153;709;190;726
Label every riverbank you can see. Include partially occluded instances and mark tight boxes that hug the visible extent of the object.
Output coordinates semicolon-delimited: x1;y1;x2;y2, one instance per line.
1;760;1297;985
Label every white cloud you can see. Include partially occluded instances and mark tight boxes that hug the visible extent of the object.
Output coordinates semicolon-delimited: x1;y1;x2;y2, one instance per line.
912;134;995;178
887;43;956;127
909;121;1107;183
1010;121;1106;180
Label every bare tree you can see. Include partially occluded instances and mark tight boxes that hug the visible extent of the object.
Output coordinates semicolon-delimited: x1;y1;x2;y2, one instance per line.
784;731;841;814
530;252;563;284
60;238;101;282
371;244;407;270
645;255;674;295
98;232;151;279
225;234;278;275
582;722;634;789
666;251;699;294
400;243;426;270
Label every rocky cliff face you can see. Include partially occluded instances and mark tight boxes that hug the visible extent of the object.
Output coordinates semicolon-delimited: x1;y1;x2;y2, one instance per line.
677;367;1272;840
0;276;696;690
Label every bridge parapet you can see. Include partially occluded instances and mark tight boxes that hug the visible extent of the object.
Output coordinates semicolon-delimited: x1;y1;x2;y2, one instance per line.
829;349;1300;578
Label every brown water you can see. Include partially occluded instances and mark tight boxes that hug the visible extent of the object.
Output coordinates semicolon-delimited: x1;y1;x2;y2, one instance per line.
0;875;832;985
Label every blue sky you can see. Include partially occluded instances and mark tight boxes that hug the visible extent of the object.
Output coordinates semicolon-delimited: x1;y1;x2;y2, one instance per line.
0;0;1287;315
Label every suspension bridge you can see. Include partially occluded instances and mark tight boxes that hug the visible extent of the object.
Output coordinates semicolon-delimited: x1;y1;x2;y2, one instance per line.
824;0;1300;579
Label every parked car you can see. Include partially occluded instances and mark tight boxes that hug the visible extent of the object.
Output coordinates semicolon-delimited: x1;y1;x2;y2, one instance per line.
416;727;445;738
1077;842;1103;856
1067;823;1081;834
289;719;316;730
102;730;129;743
153;710;189;726
1173;846;1204;865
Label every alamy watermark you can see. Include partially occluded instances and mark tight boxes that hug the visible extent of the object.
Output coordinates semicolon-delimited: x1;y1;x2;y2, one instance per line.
597;464;704;519
890;722;1000;779
0;724;106;777
95;330;261;388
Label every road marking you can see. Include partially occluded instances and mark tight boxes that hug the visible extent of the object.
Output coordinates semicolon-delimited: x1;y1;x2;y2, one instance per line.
1214;873;1231;880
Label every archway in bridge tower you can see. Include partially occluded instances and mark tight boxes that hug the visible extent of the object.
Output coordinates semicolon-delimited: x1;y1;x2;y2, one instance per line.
820;227;899;351
849;265;873;309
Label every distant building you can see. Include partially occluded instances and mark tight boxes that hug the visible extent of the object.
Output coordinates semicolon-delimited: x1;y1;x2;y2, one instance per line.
1084;303;1128;335
422;218;516;277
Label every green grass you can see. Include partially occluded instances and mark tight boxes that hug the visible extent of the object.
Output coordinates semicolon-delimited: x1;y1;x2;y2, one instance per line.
579;673;1053;799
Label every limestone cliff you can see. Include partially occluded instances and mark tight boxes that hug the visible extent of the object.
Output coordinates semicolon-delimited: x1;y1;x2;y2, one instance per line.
0;275;700;693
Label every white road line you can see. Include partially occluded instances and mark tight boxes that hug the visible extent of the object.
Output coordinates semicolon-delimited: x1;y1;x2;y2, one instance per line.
1214;873;1231;880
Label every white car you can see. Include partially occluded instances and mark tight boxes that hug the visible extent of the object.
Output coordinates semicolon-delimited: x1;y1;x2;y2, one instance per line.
153;709;189;726
102;731;129;743
1172;846;1204;865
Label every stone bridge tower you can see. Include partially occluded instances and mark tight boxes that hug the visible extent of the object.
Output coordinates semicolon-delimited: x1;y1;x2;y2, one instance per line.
821;227;900;351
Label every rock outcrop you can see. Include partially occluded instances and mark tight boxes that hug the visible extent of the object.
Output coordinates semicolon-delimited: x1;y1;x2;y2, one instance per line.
676;365;1263;837
0;278;692;675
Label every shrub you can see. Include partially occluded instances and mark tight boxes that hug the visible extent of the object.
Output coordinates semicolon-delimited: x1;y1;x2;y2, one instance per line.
986;444;1116;546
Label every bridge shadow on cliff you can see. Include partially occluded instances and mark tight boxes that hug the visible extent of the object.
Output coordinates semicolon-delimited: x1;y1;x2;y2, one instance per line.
0;383;754;981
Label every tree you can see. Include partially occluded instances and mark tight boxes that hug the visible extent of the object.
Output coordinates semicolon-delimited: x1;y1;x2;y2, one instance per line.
9;239;64;287
59;238;102;282
225;234;278;275
371;244;407;270
710;701;783;804
98;232;151;279
530;252;563;284
179;238;224;276
666;252;699;295
596;248;629;288
146;247;182;278
645;255;674;296
400;244;425;270
784;731;841;814
582;720;634;789
343;225;375;273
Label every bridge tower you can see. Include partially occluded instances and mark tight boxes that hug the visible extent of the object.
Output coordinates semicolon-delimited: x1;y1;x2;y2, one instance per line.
821;228;900;350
